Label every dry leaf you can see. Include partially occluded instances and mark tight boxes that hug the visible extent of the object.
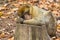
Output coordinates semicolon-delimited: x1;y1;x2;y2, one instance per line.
8;37;14;40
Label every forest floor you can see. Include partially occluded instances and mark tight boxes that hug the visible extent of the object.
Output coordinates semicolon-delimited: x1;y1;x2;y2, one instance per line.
0;1;60;40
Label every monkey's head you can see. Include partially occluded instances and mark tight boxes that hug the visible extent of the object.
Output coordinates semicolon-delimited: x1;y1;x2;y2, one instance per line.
17;4;32;20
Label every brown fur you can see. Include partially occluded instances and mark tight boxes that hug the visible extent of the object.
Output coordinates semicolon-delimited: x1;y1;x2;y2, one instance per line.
17;4;57;37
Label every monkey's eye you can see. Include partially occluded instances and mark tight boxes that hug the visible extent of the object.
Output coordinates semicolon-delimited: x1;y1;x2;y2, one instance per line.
20;13;25;19
21;16;24;18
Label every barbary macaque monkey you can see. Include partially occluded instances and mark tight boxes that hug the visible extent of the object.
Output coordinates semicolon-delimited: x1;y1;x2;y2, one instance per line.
17;4;57;37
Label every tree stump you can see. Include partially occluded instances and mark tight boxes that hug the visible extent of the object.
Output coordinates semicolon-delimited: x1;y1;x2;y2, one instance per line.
14;23;51;40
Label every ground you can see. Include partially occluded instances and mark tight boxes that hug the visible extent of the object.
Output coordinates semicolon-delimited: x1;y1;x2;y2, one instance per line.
0;0;60;40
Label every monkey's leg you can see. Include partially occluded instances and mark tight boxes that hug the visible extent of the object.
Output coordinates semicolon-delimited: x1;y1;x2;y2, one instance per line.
45;12;57;37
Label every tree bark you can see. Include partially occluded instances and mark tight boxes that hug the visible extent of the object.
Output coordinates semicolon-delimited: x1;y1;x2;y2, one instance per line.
14;23;51;40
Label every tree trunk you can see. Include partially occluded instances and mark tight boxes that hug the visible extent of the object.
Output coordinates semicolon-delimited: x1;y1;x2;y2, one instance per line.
14;23;51;40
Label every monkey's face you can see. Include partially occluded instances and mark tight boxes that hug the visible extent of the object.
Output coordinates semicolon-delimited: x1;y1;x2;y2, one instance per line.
17;5;32;20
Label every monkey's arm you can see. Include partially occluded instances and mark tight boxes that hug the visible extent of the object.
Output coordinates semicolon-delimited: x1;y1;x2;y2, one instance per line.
23;19;37;25
23;17;45;25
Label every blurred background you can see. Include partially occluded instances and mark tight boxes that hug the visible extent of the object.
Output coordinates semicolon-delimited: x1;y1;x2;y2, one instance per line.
0;0;60;40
